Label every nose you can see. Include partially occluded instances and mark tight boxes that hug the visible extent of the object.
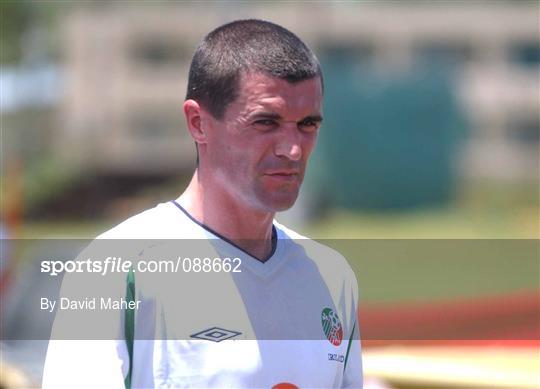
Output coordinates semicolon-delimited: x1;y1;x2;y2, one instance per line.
274;124;302;161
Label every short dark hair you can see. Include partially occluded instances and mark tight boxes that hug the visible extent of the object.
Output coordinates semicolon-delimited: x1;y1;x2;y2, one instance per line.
186;19;323;119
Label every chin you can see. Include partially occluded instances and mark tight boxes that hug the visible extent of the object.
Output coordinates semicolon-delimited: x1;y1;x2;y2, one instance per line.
251;185;300;212
262;194;299;213
272;202;296;212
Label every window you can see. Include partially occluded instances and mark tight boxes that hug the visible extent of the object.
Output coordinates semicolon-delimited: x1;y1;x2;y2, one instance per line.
509;41;540;68
319;42;374;66
508;116;540;144
131;37;187;67
414;41;473;68
131;110;179;139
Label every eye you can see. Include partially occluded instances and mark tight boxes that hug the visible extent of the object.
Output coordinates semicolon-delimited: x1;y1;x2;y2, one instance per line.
298;118;320;132
255;119;275;125
253;119;278;131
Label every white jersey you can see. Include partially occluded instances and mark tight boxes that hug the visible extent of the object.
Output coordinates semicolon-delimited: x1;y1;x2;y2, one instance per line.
43;200;363;388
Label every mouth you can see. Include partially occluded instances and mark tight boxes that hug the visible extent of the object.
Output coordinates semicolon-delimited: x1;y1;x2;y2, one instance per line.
263;171;301;183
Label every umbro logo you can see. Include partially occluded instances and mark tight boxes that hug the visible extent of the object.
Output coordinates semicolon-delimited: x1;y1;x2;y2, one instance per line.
190;327;242;342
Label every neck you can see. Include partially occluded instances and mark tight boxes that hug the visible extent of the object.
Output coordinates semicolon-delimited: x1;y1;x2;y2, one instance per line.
177;170;275;262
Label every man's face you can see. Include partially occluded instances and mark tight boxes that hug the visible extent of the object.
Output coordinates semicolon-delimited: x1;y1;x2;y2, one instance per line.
203;72;323;213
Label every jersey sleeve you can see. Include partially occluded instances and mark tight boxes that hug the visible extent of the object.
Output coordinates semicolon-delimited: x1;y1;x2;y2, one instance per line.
342;268;363;388
42;241;132;388
342;317;363;388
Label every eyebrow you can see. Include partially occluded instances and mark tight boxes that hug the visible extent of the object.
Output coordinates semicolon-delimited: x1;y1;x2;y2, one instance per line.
250;112;283;121
301;114;323;123
249;112;323;123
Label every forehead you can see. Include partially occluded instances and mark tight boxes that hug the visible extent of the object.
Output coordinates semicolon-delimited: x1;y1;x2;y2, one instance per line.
230;72;323;118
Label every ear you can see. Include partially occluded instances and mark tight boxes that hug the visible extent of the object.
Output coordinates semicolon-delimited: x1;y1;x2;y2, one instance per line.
183;99;207;144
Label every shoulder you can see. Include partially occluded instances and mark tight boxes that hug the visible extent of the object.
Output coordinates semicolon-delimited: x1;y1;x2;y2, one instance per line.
274;221;358;289
96;201;194;239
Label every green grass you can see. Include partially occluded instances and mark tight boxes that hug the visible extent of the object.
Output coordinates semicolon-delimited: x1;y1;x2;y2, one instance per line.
325;239;539;304
18;220;115;239
300;206;538;303
304;207;538;239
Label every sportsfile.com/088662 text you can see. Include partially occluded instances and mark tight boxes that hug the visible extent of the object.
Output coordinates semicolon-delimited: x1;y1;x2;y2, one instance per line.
40;257;242;276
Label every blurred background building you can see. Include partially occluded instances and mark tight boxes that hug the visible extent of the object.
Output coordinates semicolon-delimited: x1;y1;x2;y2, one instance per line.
60;3;538;179
2;1;538;221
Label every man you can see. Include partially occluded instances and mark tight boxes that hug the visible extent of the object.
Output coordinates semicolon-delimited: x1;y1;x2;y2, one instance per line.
43;19;362;388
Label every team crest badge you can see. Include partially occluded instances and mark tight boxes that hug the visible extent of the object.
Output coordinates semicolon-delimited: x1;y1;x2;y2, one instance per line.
321;307;343;346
